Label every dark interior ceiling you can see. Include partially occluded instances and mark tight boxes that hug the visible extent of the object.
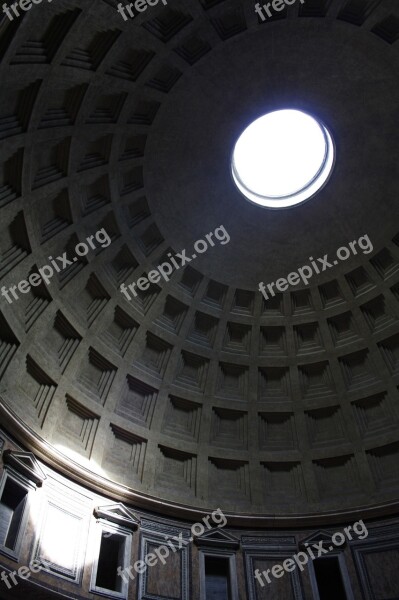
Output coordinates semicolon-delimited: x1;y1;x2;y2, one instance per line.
1;0;399;525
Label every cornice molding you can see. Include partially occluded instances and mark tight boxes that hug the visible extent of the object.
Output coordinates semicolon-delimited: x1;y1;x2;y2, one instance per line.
93;503;140;530
194;529;240;549
3;449;47;486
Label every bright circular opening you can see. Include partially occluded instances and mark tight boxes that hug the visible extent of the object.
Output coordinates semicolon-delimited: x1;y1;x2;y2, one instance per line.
231;109;335;208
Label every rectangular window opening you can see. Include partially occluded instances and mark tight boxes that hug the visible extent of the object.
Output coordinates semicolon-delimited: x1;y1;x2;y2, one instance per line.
95;532;126;593
0;478;28;551
205;556;231;600
314;557;348;600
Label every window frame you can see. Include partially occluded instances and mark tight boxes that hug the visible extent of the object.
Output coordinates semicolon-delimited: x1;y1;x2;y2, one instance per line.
308;552;355;600
199;549;239;600
0;468;33;560
90;520;132;599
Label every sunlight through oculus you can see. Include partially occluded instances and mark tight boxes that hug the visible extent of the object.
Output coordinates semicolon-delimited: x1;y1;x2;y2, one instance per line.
232;109;335;208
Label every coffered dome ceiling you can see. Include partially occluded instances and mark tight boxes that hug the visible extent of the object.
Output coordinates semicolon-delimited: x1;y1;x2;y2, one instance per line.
1;0;399;525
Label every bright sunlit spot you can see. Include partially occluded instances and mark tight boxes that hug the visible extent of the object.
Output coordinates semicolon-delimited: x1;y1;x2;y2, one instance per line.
232;109;335;208
54;444;106;477
26;446;105;570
